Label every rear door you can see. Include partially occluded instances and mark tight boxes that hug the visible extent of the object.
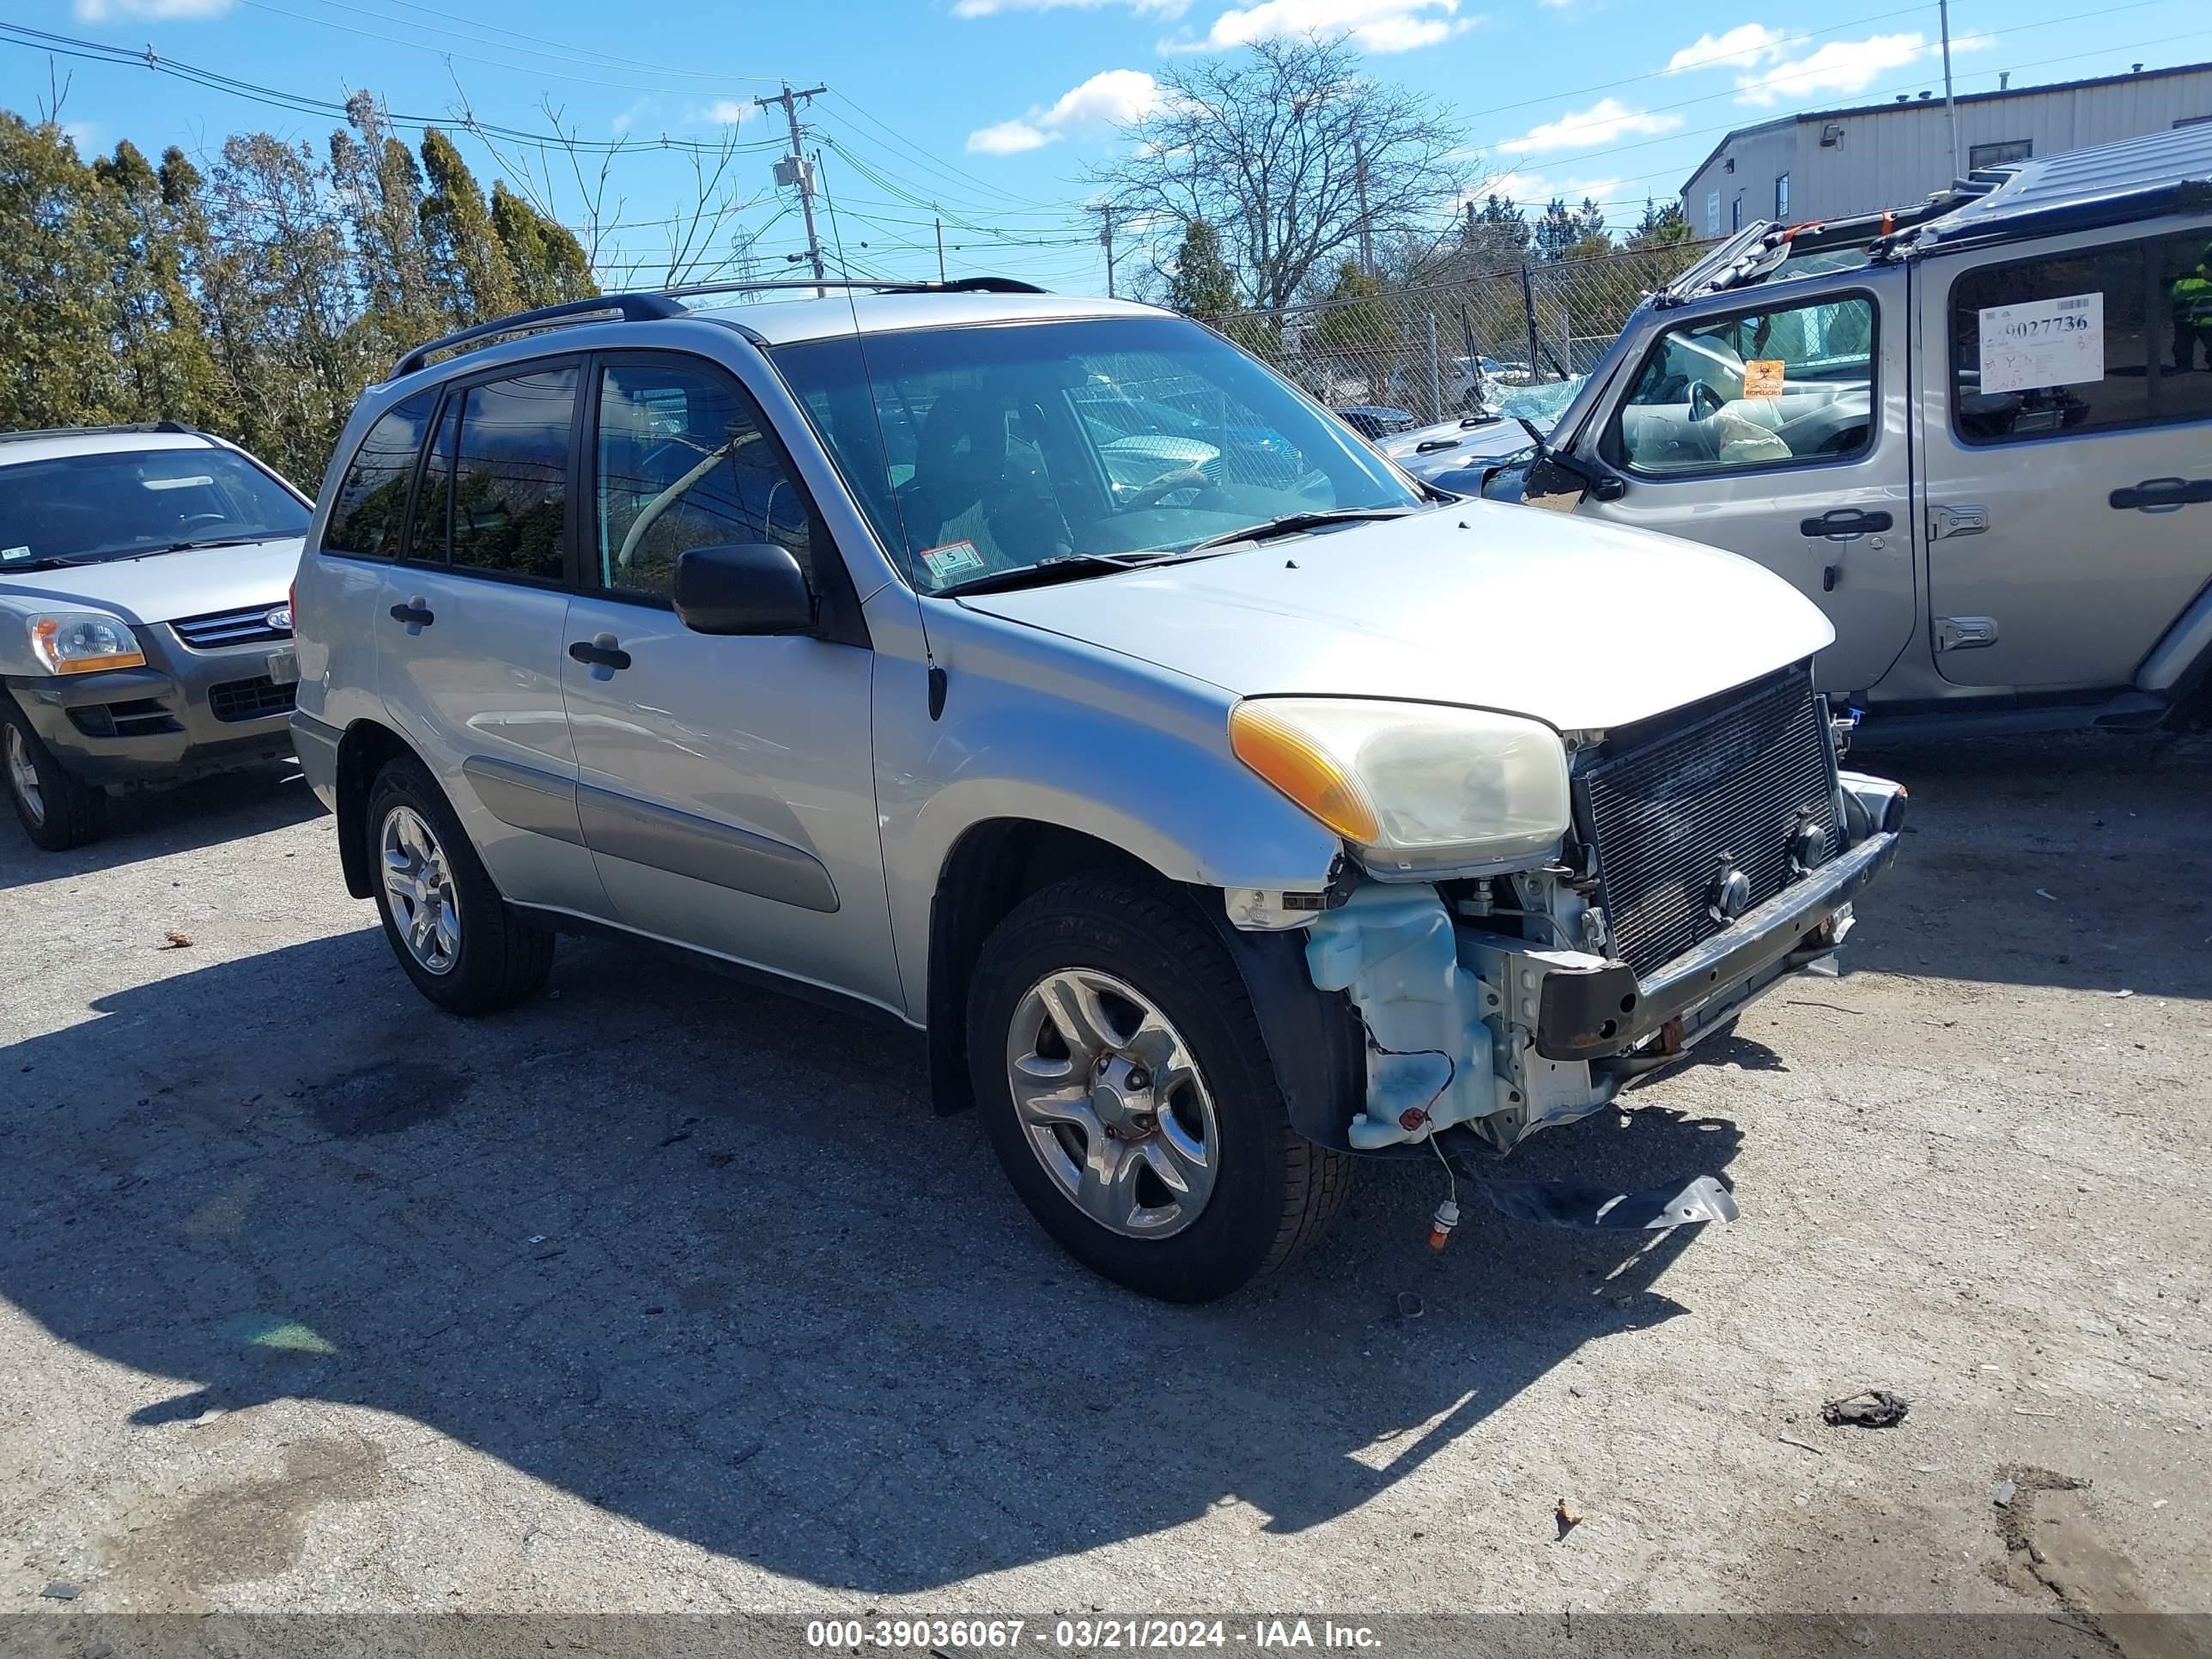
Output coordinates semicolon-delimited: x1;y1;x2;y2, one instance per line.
557;351;898;1011
1569;271;1918;695
376;358;605;913
1916;222;2212;689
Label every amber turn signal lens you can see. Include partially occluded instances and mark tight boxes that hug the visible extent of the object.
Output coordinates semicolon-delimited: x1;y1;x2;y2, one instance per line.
1229;701;1381;844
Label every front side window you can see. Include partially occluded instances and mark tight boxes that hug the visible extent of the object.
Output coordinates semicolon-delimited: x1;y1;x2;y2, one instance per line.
769;315;1422;592
1609;295;1875;477
1950;232;2212;444
1968;139;2032;169
448;368;575;580
593;361;816;599
325;392;436;559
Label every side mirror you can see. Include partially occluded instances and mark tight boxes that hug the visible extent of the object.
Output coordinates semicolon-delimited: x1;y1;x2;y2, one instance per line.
1522;448;1592;514
672;543;816;636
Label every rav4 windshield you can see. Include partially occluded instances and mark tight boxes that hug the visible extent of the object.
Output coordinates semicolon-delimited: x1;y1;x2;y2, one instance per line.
769;315;1425;592
0;447;308;568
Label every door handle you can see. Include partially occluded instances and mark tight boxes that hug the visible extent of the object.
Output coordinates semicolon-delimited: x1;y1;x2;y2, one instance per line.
2109;477;2212;512
568;635;632;672
1799;508;1892;539
387;599;434;628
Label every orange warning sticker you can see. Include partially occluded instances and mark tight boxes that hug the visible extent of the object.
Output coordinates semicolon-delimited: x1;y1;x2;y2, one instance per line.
1741;359;1787;398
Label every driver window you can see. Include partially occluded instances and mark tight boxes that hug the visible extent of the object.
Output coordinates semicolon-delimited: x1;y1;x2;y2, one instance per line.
593;360;815;599
1611;295;1875;477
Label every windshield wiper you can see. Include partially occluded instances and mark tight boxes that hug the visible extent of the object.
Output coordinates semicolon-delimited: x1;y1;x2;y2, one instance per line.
1184;505;1419;556
155;532;289;554
0;555;91;574
935;550;1170;598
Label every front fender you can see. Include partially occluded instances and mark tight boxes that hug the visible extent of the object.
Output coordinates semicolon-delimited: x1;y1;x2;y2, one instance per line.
872;606;1346;1024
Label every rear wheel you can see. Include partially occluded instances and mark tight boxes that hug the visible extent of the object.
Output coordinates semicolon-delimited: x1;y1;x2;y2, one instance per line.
968;874;1352;1302
2;701;104;852
365;754;553;1013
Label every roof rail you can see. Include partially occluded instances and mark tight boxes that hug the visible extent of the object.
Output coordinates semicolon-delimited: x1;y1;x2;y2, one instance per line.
387;276;1051;379
0;419;204;446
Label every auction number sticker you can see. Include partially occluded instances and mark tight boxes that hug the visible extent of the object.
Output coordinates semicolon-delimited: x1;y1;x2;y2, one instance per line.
1978;291;2104;394
1741;358;1786;398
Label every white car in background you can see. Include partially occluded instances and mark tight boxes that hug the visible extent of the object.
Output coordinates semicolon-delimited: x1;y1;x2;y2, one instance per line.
0;422;310;849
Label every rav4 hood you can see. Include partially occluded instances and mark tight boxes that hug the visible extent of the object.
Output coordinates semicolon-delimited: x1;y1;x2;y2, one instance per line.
957;502;1832;732
0;537;304;626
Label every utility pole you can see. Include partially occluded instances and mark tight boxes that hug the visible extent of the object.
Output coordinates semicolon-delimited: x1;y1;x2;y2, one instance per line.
1938;0;1960;180
757;82;830;287
935;216;946;283
1352;134;1375;276
1092;204;1116;297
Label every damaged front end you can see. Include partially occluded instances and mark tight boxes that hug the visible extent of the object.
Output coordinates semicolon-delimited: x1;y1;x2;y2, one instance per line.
1250;666;1905;1174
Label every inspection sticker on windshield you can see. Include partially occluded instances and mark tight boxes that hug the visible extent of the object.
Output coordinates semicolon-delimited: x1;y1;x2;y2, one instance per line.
920;539;986;580
1979;292;2103;394
0;545;28;562
1741;359;1787;398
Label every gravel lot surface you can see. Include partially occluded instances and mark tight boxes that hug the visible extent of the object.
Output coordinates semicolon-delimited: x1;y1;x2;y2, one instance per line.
2;735;2207;1648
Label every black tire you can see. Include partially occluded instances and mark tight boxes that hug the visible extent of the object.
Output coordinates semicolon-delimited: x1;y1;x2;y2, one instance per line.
365;753;553;1014
967;873;1353;1302
1;697;105;852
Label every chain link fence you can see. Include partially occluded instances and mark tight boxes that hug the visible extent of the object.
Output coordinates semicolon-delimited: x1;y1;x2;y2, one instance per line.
1197;239;1720;426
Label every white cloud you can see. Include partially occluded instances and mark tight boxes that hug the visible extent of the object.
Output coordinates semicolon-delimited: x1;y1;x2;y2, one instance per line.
956;0;1187;14
702;100;755;125
1498;97;1680;155
74;0;231;17
1164;0;1474;56
967;118;1054;155
1665;22;1787;74
1471;171;1626;209
61;120;102;151
1667;23;1987;108
966;68;1162;155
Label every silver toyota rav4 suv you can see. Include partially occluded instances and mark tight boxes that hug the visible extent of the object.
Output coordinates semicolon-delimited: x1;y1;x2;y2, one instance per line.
291;278;1905;1301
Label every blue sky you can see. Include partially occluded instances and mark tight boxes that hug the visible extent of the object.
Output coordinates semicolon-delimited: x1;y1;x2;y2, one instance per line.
5;0;2209;296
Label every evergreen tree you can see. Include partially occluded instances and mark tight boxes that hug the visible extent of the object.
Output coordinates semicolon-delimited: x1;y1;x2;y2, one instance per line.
1164;218;1240;320
490;182;595;308
419;127;518;324
1628;196;1693;249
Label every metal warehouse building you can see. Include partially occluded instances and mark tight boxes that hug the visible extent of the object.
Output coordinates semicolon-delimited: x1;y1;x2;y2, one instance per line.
1679;59;2212;235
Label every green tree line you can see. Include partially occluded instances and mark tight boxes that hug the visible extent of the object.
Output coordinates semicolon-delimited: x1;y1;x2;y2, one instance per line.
0;94;594;491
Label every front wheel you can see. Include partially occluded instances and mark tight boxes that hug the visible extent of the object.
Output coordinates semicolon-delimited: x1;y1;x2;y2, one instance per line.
2;700;104;852
968;874;1352;1302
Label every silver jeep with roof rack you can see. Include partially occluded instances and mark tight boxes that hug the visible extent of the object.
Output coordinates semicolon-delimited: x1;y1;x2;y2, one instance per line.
1456;122;2212;741
290;273;1903;1301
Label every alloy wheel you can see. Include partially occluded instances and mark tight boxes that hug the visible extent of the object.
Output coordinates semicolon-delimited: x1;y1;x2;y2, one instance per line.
1004;968;1219;1238
380;804;461;975
5;724;44;827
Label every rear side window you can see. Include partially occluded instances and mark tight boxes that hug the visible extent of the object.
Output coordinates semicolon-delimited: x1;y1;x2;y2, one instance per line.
325;391;435;557
1950;231;2212;444
404;398;459;564
449;368;576;580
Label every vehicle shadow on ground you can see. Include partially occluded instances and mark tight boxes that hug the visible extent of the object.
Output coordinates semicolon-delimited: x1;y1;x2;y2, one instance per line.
1840;732;2212;1001
0;767;322;892
0;927;1741;1594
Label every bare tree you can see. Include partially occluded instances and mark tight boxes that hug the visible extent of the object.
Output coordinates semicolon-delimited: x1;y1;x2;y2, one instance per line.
1088;33;1468;313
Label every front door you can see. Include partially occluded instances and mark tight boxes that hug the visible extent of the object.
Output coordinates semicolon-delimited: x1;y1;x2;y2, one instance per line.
558;352;899;1012
377;360;604;913
1567;272;1917;695
1915;221;2212;689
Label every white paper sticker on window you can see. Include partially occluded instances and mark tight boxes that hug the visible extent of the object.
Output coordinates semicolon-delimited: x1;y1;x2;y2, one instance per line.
1978;292;2104;395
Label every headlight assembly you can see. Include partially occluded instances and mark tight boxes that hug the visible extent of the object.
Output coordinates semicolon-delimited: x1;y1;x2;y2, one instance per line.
27;612;146;675
1230;696;1570;872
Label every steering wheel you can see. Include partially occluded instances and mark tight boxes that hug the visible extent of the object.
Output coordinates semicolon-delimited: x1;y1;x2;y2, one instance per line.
1689;381;1724;422
1120;466;1210;509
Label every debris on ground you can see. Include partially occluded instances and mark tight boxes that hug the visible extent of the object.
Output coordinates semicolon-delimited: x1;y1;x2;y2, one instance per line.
1395;1291;1425;1320
1779;1431;1827;1456
39;1582;79;1601
1993;1478;2019;1507
2035;889;2059;902
1822;1389;1910;1428
1554;1498;1581;1538
158;931;192;949
2108;988;2136;999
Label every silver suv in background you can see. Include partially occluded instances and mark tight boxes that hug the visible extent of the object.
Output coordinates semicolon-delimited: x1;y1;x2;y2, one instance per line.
1468;124;2212;740
0;423;310;849
291;279;1903;1301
